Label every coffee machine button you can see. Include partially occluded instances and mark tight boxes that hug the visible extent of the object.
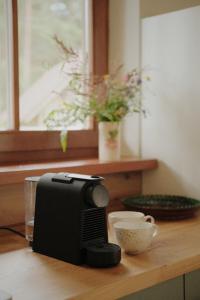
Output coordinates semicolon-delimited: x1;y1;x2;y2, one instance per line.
86;184;109;207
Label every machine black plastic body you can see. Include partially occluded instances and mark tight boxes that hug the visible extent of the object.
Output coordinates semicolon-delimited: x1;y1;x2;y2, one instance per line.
32;173;121;267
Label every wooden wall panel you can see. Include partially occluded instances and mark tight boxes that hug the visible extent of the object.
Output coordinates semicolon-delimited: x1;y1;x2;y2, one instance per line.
0;183;24;226
0;172;142;226
104;172;142;212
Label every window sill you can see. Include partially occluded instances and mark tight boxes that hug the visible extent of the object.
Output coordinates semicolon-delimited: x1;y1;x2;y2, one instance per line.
0;157;158;185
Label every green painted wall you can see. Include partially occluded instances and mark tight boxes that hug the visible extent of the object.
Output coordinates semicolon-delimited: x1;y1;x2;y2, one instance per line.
120;276;183;300
185;269;200;300
119;270;200;300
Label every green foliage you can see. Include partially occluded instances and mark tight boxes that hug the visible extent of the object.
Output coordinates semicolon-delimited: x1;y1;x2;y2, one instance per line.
60;130;68;152
108;129;118;141
45;38;147;130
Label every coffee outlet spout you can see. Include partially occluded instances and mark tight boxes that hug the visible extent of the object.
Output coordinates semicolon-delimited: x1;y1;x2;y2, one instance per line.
32;173;121;267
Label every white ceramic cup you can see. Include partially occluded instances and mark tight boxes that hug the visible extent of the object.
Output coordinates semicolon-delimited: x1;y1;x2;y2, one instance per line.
114;221;158;255
108;211;155;233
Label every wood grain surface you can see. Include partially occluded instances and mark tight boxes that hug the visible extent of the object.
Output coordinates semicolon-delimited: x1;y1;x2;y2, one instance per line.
0;215;200;300
0;158;157;185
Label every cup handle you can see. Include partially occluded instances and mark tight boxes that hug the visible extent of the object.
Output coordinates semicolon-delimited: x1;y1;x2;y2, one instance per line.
144;215;155;224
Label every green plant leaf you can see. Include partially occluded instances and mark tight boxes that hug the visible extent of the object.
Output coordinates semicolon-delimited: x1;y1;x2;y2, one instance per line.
45;39;148;145
60;130;68;152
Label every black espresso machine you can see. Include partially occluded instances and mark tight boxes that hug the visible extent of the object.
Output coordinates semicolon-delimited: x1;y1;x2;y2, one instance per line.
32;172;121;267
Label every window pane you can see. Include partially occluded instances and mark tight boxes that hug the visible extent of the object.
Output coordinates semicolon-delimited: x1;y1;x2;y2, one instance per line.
18;0;89;130
0;0;12;130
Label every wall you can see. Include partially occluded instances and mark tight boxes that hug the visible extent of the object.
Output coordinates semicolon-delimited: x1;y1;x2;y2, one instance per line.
141;5;200;198
108;0;200;158
109;0;200;198
141;0;200;18
109;0;141;158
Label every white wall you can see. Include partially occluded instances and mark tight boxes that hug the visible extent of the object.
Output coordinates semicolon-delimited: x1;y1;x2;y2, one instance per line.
109;0;141;157
142;6;200;198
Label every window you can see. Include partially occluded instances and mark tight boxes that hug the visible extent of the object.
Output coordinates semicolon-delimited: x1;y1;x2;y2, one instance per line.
0;0;13;130
18;0;88;130
0;0;108;163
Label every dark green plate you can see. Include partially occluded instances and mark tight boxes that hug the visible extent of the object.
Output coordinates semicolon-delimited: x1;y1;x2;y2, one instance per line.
122;195;200;220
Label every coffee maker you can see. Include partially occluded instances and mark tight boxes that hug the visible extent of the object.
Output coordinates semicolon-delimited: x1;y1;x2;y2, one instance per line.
32;172;121;267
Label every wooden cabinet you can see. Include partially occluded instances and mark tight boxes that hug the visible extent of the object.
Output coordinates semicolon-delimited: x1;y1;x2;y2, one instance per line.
120;270;200;300
185;269;200;300
120;276;184;300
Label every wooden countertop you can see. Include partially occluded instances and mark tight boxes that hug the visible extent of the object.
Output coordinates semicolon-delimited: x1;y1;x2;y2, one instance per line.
1;215;200;300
